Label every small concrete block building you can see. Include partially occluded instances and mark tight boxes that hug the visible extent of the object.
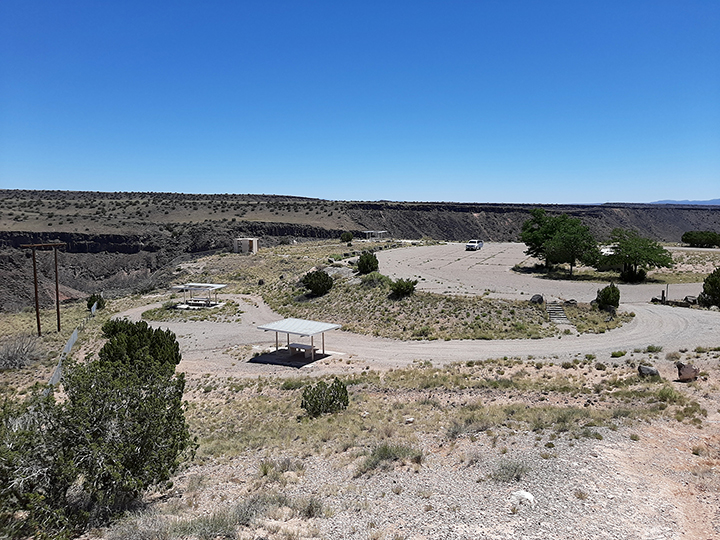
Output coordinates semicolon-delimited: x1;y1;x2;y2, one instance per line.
234;237;259;254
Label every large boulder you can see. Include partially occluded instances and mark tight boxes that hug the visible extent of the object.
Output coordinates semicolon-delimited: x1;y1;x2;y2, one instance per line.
676;362;700;382
530;294;544;304
638;365;659;377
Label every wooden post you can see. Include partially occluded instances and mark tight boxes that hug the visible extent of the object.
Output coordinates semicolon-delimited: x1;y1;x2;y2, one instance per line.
54;246;61;332
31;247;41;337
21;242;67;337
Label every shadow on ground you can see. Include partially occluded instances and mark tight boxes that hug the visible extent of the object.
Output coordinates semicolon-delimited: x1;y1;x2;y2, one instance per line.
248;349;328;369
511;266;665;284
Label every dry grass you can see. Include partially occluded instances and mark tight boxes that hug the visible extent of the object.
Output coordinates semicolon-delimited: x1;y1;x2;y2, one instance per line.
183;358;707;463
141;300;244;323
266;280;553;341
564;304;634;334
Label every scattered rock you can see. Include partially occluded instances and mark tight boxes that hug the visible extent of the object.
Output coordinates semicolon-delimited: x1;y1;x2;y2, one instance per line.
637;365;659;377
509;490;535;508
710;305;719;312
564;299;577;306
530;294;544;304
258;279;264;286
404;417;415;424
675;362;700;381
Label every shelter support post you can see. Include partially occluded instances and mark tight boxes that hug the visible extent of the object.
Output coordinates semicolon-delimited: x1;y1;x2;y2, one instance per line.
322;333;325;354
311;335;315;361
275;331;279;351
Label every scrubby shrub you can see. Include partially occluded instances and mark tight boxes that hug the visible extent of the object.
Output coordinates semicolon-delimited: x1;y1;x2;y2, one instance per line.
490;460;529;482
301;378;349;418
390;278;418;298
698;267;720;307
0;320;194;537
301;270;333;296
361;271;391;288
356;443;423;476
87;293;106;311
0;335;40;370
340;231;353;243
596;283;620;310
357;251;379;274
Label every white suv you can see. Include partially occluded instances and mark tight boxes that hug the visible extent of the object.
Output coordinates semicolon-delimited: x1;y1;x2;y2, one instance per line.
465;239;483;251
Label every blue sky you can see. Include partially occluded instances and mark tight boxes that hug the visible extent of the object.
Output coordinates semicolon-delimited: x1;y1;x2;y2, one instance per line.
1;1;718;203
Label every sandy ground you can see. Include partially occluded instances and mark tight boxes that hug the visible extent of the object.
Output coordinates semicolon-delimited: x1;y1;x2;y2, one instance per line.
117;243;720;380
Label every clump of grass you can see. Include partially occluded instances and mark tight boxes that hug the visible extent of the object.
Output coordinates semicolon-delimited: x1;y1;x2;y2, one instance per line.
258;458;305;481
629;433;640;441
280;378;305;391
356;443;423;476
489;460;529;482
610;351;626;358
656;385;684;404
107;492;294;540
645;345;663;353
298;496;324;518
574;490;588;500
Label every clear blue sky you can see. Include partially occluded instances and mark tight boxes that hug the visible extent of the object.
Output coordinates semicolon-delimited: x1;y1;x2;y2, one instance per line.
1;1;718;203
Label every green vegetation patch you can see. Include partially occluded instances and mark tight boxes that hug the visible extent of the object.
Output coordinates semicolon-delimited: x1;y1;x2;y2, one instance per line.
142;300;244;322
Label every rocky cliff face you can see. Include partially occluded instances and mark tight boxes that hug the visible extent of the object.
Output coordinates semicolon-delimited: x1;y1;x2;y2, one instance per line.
342;202;720;242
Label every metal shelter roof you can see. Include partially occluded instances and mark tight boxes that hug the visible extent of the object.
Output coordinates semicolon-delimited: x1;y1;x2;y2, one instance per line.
170;283;227;292
257;318;342;337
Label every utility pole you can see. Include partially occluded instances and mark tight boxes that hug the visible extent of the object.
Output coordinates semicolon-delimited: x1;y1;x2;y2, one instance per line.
21;242;66;336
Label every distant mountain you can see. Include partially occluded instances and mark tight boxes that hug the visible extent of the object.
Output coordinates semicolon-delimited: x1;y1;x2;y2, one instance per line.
652;198;720;205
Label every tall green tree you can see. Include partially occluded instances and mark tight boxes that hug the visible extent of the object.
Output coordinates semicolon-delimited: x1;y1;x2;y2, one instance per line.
520;208;598;273
520;208;558;265
544;217;599;276
601;228;673;282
